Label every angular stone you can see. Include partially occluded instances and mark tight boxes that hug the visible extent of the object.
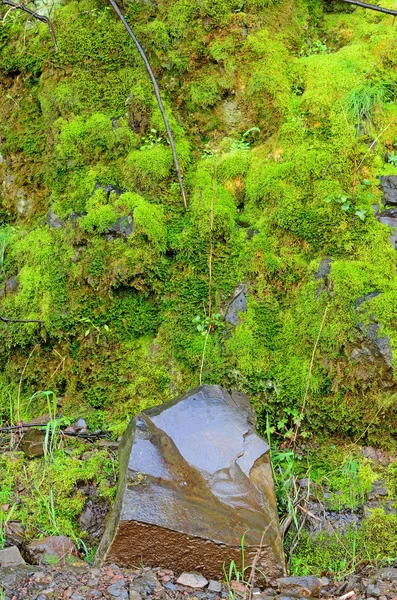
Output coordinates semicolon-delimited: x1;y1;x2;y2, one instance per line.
376;567;397;580
225;285;247;326
276;577;322;598
20;429;46;458
176;572;208;588
26;536;78;565
208;580;222;593
96;385;285;580
380;176;397;206
0;546;25;567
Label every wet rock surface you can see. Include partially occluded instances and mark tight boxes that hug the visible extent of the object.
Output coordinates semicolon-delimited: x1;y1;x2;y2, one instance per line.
379;175;397;206
96;385;285;580
225;285;248;326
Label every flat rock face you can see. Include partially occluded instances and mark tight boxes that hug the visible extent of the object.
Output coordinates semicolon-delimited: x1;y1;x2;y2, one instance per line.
96;385;285;579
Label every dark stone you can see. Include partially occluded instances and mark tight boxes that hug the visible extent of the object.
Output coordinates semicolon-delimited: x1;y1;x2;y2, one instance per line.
379;176;397;206
276;577;322;598
315;258;332;281
94;183;125;198
0;276;18;298
354;291;383;310
47;209;65;229
354;292;393;367
20;429;46;458
79;499;110;539
96;385;285;581
378;209;397;230
107;216;134;239
107;582;128;599
225;285;247;326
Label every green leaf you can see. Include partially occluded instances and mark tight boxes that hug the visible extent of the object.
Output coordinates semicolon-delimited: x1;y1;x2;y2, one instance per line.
341;203;351;211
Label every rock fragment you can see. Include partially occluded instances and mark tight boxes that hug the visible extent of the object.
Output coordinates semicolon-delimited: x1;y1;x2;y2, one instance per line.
0;545;25;567
176;572;208;589
26;536;78;565
276;576;322;598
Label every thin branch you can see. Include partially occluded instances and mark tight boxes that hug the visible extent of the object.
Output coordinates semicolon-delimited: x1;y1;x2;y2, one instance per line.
1;0;58;52
338;0;397;16
0;314;43;323
107;0;187;210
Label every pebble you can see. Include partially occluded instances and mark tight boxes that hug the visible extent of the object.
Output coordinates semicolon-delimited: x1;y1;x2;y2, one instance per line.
208;580;222;593
129;591;143;600
176;573;209;589
107;582;129;599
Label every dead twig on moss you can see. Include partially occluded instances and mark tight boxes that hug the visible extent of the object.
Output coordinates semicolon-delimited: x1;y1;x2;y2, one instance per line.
0;314;43;324
1;0;58;52
337;0;397;16
107;0;187;210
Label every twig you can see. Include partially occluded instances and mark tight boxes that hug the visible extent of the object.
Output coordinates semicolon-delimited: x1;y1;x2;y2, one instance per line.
107;0;187;210
243;520;275;600
288;514;308;566
0;315;43;323
339;0;397;16
1;0;58;52
338;591;355;600
291;305;328;448
297;503;322;521
355;123;390;172
17;343;40;423
199;327;210;385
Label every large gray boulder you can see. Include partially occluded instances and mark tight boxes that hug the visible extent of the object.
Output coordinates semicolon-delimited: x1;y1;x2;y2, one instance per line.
96;385;285;579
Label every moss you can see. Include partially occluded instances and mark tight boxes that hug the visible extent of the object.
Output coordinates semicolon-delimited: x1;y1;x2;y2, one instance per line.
0;448;117;546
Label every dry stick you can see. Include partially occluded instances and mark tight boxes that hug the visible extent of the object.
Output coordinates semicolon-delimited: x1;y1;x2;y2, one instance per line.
0;314;43;324
107;0;187;210
339;0;397;16
16;343;39;423
1;0;58;52
291;305;329;448
199;165;216;385
243;520;275;600
355;123;391;172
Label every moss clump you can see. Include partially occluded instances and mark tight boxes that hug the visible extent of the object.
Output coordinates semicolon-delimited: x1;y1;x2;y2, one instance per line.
0;447;117;548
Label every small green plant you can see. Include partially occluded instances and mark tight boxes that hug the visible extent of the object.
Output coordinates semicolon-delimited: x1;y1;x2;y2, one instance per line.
140;128;165;150
325;194;367;221
223;532;247;600
193;312;223;335
231;127;260;151
302;40;328;56
346;81;397;127
81;318;110;344
387;153;397;166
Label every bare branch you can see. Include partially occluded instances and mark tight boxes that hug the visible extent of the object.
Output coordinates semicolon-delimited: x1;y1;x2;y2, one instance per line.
337;0;397;16
107;0;188;210
1;0;58;52
0;314;43;323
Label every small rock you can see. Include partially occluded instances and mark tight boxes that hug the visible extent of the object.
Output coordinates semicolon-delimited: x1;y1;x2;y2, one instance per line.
0;545;25;567
164;583;177;591
367;585;381;598
129;591;143;600
176;573;209;589
208;580;222;593
276;577;322;598
321;578;330;587
107;582;128;599
73;418;87;431
26;536;78;565
377;568;397;580
20;429;46;458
